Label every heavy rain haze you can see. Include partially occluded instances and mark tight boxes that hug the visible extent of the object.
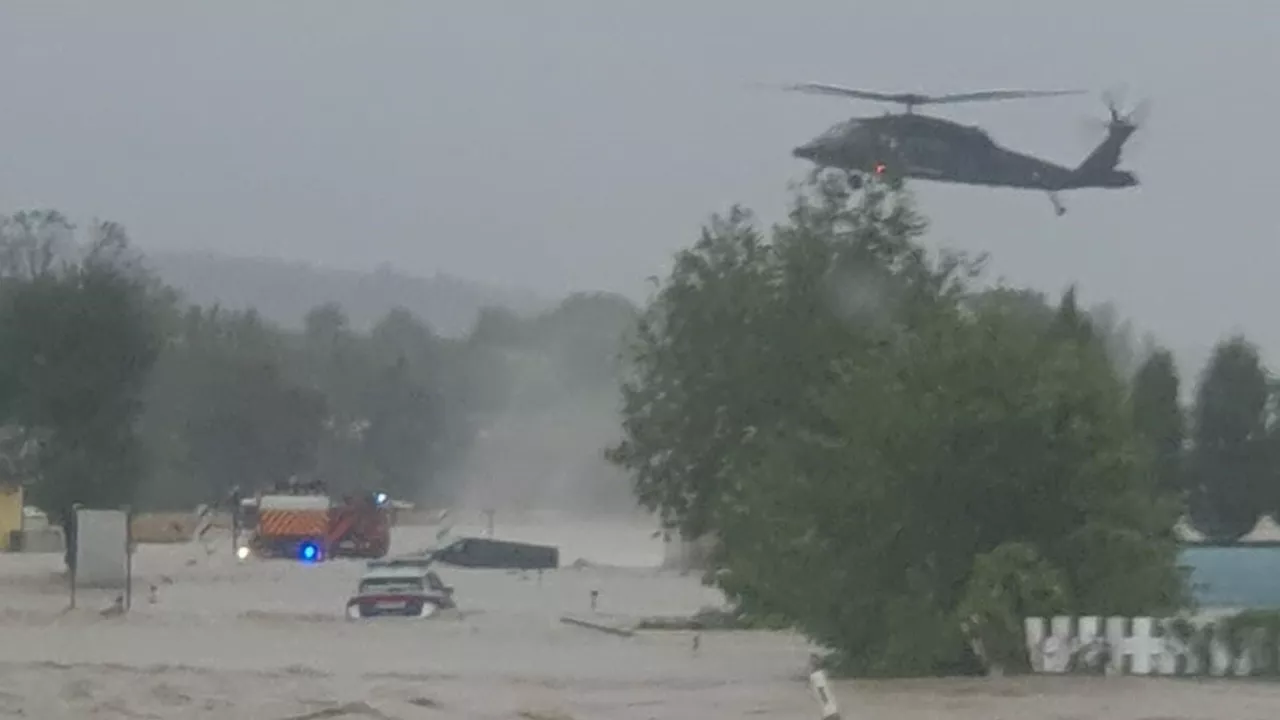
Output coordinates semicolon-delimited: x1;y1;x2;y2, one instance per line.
1;1;1277;372
6;3;1280;718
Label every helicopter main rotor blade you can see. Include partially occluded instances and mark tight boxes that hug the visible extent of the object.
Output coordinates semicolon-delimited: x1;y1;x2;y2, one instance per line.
927;89;1087;104
782;82;909;104
783;83;1087;108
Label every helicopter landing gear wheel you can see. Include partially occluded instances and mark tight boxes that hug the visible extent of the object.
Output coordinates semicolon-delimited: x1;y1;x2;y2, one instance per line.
846;172;864;190
1048;192;1066;216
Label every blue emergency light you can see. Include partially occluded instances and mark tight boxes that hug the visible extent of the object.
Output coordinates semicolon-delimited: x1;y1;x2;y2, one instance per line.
298;541;320;563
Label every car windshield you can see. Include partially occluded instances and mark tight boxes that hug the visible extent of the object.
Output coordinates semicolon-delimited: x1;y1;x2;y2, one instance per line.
359;576;423;594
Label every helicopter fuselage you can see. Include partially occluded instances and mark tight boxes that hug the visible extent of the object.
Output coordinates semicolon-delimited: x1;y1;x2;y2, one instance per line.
792;114;1134;192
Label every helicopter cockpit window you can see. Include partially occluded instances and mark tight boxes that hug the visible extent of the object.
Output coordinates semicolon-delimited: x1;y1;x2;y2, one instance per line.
816;119;862;143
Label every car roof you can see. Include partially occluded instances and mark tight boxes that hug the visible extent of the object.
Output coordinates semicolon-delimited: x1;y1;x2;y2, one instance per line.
361;566;427;581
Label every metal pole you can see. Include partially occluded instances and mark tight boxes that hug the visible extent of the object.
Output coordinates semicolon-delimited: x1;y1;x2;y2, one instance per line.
809;670;841;720
123;504;133;612
69;503;81;610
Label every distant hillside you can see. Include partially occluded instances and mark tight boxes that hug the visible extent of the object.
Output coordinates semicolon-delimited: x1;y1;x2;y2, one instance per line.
143;249;553;336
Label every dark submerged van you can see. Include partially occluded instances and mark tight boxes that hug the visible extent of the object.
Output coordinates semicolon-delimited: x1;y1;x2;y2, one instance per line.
433;536;559;570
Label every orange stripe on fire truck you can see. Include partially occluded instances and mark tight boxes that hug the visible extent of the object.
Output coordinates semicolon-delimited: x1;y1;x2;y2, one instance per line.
257;509;329;537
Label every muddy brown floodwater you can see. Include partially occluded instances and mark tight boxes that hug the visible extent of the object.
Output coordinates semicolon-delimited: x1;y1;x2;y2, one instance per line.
2;516;1278;719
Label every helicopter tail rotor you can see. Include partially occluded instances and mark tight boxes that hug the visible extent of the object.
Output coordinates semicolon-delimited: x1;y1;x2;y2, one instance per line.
1114;97;1151;130
1081;89;1150;152
1099;86;1150;131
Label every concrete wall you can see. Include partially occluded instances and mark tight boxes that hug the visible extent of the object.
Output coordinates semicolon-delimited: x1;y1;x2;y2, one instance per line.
0;485;21;551
19;527;64;553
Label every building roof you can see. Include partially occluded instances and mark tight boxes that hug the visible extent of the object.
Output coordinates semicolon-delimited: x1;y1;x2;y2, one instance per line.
1177;515;1280;545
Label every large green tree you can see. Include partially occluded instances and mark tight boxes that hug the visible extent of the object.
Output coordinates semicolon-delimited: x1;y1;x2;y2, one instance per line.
0;213;163;567
1188;335;1271;541
609;174;1183;674
609;174;964;538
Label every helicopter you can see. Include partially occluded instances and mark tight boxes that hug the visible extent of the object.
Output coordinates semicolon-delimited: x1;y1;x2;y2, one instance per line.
785;83;1147;216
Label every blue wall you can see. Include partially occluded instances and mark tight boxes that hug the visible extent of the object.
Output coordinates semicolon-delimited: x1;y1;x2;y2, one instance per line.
1180;545;1280;609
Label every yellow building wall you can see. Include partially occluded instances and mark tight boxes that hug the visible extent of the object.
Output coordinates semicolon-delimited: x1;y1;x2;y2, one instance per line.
0;485;22;551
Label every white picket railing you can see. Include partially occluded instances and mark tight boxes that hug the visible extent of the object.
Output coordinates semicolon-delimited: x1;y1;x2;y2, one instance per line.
1024;616;1279;676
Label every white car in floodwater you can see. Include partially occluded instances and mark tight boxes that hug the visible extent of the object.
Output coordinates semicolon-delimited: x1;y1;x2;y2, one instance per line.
345;561;456;619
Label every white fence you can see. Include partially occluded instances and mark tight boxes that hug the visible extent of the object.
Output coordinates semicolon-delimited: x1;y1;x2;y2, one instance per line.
1025;615;1280;677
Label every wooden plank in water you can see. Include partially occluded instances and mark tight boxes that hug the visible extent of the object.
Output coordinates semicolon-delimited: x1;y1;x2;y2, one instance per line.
559;615;635;637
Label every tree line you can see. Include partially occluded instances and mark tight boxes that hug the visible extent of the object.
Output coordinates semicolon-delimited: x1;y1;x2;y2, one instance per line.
7;176;1276;676
0;210;637;526
606;172;1278;675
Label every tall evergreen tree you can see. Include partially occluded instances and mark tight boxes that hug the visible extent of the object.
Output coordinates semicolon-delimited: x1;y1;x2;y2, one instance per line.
1188;335;1270;541
1131;349;1186;498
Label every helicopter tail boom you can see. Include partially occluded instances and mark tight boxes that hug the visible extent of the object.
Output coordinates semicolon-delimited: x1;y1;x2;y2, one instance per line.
1071;122;1135;181
1067;95;1147;188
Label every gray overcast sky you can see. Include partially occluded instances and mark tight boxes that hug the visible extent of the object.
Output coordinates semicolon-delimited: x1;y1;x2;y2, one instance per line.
0;1;1276;369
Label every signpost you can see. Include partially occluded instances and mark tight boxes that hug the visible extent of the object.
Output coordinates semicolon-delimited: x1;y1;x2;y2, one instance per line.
69;505;131;612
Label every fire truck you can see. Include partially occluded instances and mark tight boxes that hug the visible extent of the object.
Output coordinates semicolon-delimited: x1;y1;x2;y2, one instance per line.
235;488;391;561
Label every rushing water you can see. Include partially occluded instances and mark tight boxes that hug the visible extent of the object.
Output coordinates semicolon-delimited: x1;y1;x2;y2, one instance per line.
0;517;817;718
8;521;1280;718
